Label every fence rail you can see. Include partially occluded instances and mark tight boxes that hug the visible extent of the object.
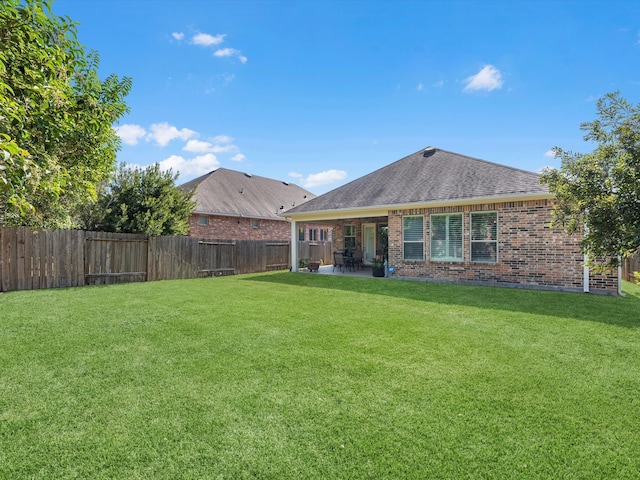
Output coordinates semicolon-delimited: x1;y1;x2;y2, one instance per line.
0;227;302;292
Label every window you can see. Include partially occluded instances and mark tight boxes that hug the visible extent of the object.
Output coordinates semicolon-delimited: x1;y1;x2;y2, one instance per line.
403;216;424;260
309;228;318;241
430;214;463;261
298;227;305;241
344;224;356;251
471;212;497;263
198;216;208;226
252;219;260;229
320;228;329;241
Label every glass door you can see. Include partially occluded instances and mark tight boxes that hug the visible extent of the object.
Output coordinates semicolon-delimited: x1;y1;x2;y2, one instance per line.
362;223;376;265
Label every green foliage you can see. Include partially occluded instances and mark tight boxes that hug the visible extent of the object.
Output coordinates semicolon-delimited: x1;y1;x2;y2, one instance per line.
83;163;196;235
540;92;640;268
0;0;131;227
634;271;640;284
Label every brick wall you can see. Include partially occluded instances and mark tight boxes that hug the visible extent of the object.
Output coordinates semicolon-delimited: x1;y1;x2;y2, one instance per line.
189;215;334;243
188;214;291;241
384;199;618;294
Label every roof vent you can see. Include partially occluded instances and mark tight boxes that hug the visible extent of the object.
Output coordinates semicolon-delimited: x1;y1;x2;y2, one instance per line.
423;147;436;158
244;172;252;178
282;181;289;186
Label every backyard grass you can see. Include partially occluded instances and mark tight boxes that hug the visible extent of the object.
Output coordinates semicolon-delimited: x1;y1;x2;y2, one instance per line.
1;273;639;479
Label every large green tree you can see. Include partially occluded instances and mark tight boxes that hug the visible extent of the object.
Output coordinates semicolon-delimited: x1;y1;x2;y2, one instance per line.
540;91;640;268
81;163;196;236
0;0;131;227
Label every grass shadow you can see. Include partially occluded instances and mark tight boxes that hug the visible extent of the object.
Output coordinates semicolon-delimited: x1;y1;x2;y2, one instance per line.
244;272;640;329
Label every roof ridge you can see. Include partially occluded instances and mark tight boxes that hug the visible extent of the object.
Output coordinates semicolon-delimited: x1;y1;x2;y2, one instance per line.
434;147;541;176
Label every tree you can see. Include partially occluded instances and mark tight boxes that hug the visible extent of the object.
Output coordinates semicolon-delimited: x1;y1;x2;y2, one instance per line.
82;163;196;236
540;91;640;268
0;0;131;227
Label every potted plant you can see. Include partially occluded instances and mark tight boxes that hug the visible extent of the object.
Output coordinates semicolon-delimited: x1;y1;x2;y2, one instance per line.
371;256;385;277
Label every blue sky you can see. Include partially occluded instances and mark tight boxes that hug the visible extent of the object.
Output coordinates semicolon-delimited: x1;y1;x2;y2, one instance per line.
53;0;640;195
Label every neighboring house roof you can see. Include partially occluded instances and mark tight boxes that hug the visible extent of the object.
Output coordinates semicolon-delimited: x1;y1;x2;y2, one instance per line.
283;147;549;218
181;168;316;221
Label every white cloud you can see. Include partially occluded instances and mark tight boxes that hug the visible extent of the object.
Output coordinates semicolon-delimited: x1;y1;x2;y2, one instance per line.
114;124;147;145
231;153;245;162
172;32;184;41
544;150;556;158
214;48;247;63
417;83;424;91
192;33;226;46
433;80;444;88
290;169;347;188
212;135;233;144
463;65;503;93
183;139;215;153
159;153;220;178
147;122;197;147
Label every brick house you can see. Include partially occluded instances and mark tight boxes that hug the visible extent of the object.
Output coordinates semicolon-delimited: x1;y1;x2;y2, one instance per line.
283;147;620;294
181;168;324;241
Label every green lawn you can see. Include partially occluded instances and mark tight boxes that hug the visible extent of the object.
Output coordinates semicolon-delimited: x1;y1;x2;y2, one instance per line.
1;274;639;479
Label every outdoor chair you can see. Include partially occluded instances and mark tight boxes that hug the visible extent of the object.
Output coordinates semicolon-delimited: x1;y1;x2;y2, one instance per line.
352;250;363;270
333;253;344;272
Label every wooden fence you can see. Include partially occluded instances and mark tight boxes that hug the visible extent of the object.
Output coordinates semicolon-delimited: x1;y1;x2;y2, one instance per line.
622;251;640;283
0;227;294;292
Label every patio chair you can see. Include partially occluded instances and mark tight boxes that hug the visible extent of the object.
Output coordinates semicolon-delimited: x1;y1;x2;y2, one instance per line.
352;250;363;270
333;253;344;272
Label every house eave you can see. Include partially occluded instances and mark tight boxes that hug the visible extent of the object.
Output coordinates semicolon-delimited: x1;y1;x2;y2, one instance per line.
281;192;552;222
193;210;290;222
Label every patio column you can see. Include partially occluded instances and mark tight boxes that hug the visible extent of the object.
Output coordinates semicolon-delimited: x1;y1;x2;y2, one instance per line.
291;220;298;272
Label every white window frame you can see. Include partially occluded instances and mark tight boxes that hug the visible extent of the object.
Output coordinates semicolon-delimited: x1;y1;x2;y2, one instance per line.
344;224;356;251
252;219;260;229
320;228;329;242
309;228;318;241
470;211;498;263
198;215;209;226
430;213;463;262
403;215;424;261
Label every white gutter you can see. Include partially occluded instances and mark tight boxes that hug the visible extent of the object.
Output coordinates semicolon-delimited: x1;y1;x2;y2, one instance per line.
280;192;552;222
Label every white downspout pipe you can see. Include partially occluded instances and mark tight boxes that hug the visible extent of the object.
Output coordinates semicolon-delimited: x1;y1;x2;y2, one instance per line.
291;220;298;272
583;220;590;293
583;253;590;293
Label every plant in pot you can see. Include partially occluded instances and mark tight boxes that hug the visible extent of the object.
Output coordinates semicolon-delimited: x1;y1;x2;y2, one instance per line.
371;256;385;277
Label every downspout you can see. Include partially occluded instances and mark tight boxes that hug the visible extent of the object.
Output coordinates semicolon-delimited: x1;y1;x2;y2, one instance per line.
583;219;590;293
583;253;590;293
291;220;298;272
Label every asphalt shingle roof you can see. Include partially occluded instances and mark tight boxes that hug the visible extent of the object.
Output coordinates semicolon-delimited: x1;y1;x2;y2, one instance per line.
181;168;315;220
286;147;549;214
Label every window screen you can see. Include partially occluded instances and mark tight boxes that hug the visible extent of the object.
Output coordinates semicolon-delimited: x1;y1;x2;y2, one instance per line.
403;216;424;260
430;214;463;261
471;212;497;263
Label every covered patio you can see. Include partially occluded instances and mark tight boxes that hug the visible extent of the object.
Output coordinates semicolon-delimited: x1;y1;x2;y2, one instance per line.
290;216;389;274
